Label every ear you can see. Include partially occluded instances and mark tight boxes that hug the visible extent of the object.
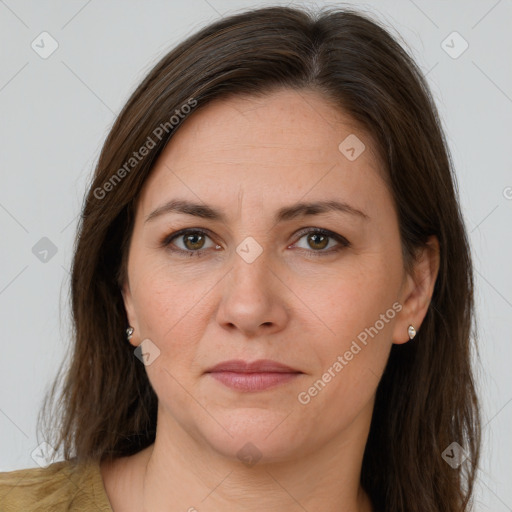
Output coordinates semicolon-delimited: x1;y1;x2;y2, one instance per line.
121;280;140;348
392;235;440;344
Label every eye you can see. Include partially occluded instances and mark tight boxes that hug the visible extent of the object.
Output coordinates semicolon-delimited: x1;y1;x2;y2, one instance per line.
291;227;350;257
161;227;350;258
162;228;219;257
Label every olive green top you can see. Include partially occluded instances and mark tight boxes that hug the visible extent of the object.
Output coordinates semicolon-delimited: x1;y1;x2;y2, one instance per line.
0;459;113;511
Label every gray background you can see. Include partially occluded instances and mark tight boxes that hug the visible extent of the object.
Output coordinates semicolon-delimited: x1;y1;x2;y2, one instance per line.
1;0;511;510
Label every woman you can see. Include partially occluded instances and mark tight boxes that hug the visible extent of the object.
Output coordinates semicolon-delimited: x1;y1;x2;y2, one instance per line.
0;4;480;511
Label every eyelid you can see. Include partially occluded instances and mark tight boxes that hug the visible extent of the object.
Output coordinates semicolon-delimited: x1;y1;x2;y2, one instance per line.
292;226;350;247
288;226;352;256
161;226;350;256
160;227;219;252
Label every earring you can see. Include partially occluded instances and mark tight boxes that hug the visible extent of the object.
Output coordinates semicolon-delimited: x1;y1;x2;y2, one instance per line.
408;325;416;340
126;326;134;340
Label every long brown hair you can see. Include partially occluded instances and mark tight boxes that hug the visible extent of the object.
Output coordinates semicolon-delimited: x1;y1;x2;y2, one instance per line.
39;5;481;511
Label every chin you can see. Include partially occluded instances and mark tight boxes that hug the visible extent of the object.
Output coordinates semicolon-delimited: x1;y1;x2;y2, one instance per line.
196;407;309;465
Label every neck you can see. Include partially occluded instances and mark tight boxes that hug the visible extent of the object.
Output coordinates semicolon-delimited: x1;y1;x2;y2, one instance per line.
135;405;374;512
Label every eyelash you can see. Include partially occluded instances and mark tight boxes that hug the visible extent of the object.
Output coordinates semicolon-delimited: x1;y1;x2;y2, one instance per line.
160;227;350;259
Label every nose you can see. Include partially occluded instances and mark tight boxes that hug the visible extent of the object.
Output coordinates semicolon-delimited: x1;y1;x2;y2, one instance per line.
215;244;289;339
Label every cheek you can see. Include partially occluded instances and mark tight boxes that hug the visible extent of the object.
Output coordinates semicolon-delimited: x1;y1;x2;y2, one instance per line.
131;251;204;326
129;258;210;367
311;256;399;340
294;283;396;439
300;258;399;397
131;264;210;414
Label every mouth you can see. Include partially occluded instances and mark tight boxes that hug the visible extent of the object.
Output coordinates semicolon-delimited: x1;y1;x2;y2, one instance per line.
205;359;303;392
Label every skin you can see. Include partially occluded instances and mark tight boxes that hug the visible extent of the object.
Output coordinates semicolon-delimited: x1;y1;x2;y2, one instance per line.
100;88;439;512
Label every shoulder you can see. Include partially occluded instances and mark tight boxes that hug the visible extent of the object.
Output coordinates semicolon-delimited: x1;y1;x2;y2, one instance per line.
0;458;112;511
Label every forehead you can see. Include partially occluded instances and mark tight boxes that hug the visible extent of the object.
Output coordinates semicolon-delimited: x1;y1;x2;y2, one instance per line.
137;88;388;219
159;89;380;165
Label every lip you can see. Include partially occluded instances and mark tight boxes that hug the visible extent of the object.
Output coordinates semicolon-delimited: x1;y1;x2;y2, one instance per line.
206;359;300;373
205;359;302;392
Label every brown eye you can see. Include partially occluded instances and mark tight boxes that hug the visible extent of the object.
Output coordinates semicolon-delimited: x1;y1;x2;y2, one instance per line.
182;232;207;251
305;232;329;251
292;228;350;257
162;229;217;257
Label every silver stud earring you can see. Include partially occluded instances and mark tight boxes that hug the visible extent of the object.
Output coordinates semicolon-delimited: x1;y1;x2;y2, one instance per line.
408;325;416;340
126;326;134;340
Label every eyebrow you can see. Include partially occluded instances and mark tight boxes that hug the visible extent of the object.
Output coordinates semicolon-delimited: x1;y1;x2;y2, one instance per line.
145;198;369;225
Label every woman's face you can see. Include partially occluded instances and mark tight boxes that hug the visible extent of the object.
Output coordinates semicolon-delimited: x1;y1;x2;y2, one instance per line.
122;88;417;463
